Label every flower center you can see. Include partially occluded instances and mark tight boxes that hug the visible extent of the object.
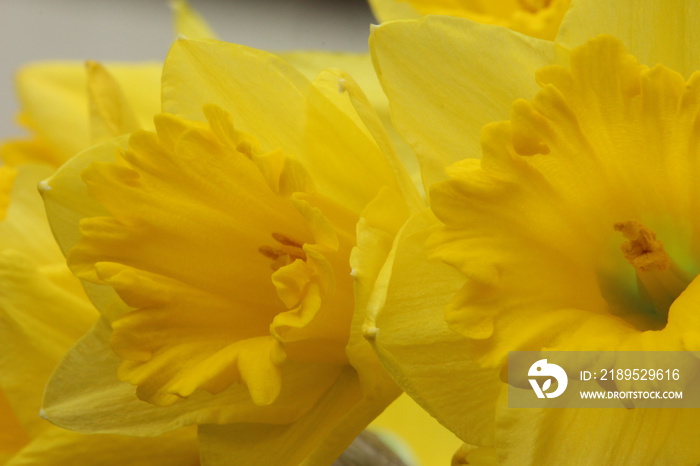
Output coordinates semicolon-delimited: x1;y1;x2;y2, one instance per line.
615;220;691;322
430;35;700;362
259;232;307;271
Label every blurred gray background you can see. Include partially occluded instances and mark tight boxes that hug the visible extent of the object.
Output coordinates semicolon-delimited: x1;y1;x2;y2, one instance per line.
0;0;376;140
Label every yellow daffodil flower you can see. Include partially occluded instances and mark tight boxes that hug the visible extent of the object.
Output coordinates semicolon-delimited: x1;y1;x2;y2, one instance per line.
39;34;420;465
367;0;571;40
365;0;700;463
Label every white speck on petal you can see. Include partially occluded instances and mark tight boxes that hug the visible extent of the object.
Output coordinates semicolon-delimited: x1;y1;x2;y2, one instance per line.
37;180;51;192
363;323;379;339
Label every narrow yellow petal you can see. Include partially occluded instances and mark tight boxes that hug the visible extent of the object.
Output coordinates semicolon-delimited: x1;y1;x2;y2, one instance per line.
14;63;91;162
86;61;141;143
171;0;218;39
365;210;501;447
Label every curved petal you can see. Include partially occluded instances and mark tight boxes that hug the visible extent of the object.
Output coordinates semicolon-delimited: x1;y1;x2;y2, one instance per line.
369;15;568;191
42;320;344;435
41;138;130;322
365;210;501;447
557;0;700;78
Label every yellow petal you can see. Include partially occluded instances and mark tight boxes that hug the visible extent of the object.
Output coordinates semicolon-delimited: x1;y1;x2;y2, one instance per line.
495;401;700;464
11;62;161;166
364;210;501;447
557;0;700;78
0;139;58;168
162;38;311;156
171;0;218;39
349;187;413;400
41;138;133;329
86;61;141;143
42;320;345;435
101;64;161;133
369;16;568;191
198;367;396;466
6;426;199;466
0;250;95;438
280;50;422;194
14;63;91;162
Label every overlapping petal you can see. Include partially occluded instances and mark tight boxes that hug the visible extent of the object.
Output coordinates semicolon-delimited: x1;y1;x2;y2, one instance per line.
370;16;568;191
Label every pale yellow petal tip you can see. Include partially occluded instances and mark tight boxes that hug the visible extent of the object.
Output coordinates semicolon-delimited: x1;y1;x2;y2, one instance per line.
37;178;52;193
363;322;379;340
39;408;47;420
337;77;347;94
170;0;218;40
